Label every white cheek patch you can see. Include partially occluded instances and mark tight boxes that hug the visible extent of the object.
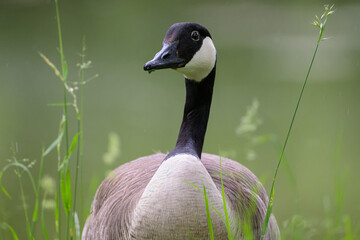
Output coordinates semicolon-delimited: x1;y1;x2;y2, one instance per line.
176;37;216;82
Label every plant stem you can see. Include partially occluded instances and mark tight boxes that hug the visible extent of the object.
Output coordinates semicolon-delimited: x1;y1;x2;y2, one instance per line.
80;36;85;156
261;6;333;239
54;0;69;151
72;119;81;240
66;213;70;240
57;169;62;240
203;185;214;240
72;37;86;237
18;173;32;240
30;150;46;236
55;0;70;239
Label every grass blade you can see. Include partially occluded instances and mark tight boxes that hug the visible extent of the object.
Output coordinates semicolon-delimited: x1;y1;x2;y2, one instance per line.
183;181;225;224
59;133;79;171
261;187;274;238
1;162;37;195
68;133;79;157
0;185;11;199
41;194;50;240
43;132;64;157
203;184;214;240
61;168;72;214
1;223;19;240
189;231;194;240
54;190;60;235
31;148;47;236
17;173;32;239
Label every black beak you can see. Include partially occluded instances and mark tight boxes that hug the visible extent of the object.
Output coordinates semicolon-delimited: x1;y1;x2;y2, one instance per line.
144;41;185;71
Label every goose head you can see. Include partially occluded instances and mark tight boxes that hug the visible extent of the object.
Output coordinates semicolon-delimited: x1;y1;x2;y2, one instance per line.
144;22;217;82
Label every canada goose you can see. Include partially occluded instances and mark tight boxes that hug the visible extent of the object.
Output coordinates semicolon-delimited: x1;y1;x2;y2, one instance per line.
83;23;280;240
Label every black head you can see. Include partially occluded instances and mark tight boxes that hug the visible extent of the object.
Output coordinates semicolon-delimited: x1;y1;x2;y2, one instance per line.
144;22;217;81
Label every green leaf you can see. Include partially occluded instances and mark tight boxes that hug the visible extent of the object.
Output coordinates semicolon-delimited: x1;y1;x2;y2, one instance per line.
43;131;64;157
57;115;66;162
32;199;39;222
183;181;201;191
67;133;79;157
189;231;194;240
0;185;11;199
0;162;37;195
261;187;274;239
183;181;225;224
59;133;79;171
60;168;72;214
54;191;59;233
1;223;19;240
63;59;68;80
41;195;50;240
60;171;67;213
203;184;214;240
65;169;72;209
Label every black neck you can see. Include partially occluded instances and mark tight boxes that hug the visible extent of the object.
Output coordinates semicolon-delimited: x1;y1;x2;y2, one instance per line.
165;66;216;160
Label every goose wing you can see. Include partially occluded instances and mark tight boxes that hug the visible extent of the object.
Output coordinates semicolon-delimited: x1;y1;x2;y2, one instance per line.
201;153;280;240
82;153;163;240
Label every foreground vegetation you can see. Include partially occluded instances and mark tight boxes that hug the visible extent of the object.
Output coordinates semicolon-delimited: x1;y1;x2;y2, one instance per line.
0;1;359;239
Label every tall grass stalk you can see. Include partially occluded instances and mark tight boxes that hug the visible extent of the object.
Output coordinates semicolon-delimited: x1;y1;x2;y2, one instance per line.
17;172;31;238
261;5;335;239
53;0;88;239
72;36;88;235
30;149;46;236
41;193;50;240
54;0;69;151
55;0;68;237
0;0;90;238
40;1;89;238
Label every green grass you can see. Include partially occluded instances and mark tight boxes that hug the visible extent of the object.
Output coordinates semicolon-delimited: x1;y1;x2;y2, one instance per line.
0;0;94;239
0;2;359;240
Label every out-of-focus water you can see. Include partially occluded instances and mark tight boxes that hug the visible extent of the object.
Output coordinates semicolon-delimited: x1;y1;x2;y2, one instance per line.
1;0;359;238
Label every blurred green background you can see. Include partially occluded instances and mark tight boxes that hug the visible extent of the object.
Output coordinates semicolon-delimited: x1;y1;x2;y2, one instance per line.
0;0;359;239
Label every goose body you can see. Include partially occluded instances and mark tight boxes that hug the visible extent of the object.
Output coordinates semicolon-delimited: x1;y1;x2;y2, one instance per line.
83;23;280;240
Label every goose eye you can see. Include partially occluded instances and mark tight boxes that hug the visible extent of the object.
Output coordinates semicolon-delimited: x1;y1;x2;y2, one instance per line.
191;31;200;41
